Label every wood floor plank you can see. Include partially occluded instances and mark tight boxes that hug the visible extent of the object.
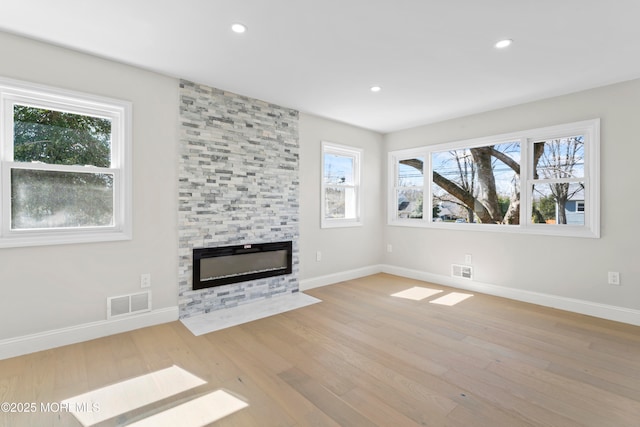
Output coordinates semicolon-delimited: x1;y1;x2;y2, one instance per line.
212;327;340;426
1;273;639;426
339;386;424;427
244;319;358;397
446;391;537;427
52;342;89;403
487;357;640;426
278;367;378;427
441;367;585;426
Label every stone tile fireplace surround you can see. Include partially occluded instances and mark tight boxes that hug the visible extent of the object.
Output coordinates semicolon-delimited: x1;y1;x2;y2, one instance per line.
178;80;299;319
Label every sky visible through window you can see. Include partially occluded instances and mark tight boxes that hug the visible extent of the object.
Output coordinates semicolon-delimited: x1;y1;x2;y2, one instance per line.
324;153;354;185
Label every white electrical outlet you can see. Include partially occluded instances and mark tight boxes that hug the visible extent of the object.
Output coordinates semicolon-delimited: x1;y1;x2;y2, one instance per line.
387;244;393;253
316;251;322;262
608;271;620;286
464;254;472;265
141;273;151;288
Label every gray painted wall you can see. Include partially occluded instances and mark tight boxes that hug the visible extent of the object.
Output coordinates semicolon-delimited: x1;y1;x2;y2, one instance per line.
383;78;640;311
298;114;384;281
0;32;179;340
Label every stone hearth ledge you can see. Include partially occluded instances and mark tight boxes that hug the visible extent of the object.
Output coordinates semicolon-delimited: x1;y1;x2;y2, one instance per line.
180;292;321;336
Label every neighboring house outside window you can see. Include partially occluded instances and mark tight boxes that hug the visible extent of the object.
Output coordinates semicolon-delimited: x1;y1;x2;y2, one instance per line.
0;77;132;248
558;197;585;225
321;141;362;228
388;119;600;238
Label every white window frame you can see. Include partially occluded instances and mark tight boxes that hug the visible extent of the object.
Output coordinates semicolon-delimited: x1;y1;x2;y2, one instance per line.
388;119;600;238
321;141;362;228
0;77;132;248
389;147;426;221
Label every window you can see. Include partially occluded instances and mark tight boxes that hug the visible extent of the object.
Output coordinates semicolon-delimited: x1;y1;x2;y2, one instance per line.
431;141;521;225
321;141;362;228
388;119;600;238
393;150;424;220
0;77;132;247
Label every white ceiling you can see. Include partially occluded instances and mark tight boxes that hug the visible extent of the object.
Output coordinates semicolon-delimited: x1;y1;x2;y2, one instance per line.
1;0;639;133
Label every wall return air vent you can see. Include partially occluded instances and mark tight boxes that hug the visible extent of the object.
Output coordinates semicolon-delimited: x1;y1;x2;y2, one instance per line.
107;291;151;319
451;264;473;280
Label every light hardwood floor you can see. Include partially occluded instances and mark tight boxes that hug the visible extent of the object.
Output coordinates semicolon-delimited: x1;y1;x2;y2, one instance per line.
1;273;640;426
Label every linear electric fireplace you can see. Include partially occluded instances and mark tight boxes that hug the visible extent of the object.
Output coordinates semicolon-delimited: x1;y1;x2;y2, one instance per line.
193;241;293;290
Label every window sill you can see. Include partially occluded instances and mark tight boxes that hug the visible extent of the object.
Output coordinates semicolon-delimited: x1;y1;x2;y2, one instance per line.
0;229;132;248
388;219;599;239
321;219;363;229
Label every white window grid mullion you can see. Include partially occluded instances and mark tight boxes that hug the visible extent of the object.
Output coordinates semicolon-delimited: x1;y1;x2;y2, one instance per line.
531;177;586;185
1;94;15;161
394;186;402;220
388;154;397;222
327;183;356;189
1;161;11;236
426;149;433;223
423;183;429;223
583;124;599;234
3;92;120;126
8;161;114;175
320;151;327;222
582;130;590;230
110;104;129;169
519;137;530;228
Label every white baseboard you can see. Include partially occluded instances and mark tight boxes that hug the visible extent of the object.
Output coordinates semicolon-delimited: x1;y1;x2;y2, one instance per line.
380;264;640;327
5;264;639;361
0;306;179;361
301;264;640;327
299;265;383;291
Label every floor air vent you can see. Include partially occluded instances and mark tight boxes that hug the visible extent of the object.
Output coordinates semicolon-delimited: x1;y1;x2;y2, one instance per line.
107;291;151;319
451;264;473;280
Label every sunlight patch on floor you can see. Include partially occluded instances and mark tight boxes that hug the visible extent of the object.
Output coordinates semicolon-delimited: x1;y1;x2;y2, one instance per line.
63;365;206;426
391;286;443;301
127;389;248;427
429;292;474;306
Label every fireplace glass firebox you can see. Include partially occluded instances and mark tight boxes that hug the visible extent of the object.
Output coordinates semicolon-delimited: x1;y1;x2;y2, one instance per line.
192;241;293;290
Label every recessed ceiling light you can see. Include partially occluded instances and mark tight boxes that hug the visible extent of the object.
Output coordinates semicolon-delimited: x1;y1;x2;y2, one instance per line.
370;85;382;93
495;39;513;49
231;23;247;34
